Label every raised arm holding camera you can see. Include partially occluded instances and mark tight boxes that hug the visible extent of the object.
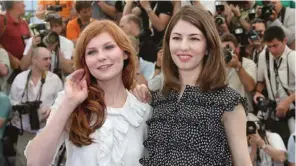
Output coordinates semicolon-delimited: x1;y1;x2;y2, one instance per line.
221;33;257;111
254;26;295;146
9;47;63;166
21;13;74;78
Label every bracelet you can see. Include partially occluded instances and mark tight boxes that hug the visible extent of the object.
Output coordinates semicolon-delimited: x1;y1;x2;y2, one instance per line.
155;64;161;70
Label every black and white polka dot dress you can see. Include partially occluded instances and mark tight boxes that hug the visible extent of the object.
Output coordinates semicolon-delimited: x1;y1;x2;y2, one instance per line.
140;85;247;166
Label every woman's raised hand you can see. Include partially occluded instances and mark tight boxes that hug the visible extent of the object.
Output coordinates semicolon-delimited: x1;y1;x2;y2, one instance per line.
64;69;88;108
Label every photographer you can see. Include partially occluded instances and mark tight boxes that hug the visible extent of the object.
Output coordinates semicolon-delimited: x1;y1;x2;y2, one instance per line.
261;0;295;50
21;14;74;76
254;26;295;146
9;47;63;166
67;1;94;45
91;1;116;20
247;113;287;166
35;0;76;24
0;1;30;70
246;18;266;64
221;33;257;111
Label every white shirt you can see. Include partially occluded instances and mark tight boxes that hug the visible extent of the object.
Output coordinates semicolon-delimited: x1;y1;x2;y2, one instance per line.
249;131;287;166
9;70;63;133
30;90;152;166
257;46;295;105
227;57;257;111
23;35;74;70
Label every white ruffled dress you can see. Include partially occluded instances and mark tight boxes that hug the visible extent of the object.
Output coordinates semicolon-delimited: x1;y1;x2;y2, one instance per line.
28;90;152;166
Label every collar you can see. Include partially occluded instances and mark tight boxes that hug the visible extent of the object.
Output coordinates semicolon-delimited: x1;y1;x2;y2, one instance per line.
6;12;23;25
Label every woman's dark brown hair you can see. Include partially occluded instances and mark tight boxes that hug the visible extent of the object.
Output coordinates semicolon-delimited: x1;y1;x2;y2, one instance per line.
162;5;226;95
71;20;136;147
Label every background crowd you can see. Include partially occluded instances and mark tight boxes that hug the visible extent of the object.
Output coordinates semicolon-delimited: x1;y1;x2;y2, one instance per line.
0;0;295;166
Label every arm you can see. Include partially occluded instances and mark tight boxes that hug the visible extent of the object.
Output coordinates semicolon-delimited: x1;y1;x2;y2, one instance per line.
0;92;10;128
172;1;181;16
20;47;33;71
261;145;286;162
0;43;20;69
97;1;117;18
236;63;256;92
26;98;73;166
141;1;172;32
223;104;252;166
249;144;257;164
59;52;74;75
123;1;134;16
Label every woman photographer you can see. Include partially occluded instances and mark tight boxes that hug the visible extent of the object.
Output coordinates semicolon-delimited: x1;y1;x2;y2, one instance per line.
24;20;152;166
247;113;287;166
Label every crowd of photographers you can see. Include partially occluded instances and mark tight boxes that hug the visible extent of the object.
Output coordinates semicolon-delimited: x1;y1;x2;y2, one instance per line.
0;0;295;166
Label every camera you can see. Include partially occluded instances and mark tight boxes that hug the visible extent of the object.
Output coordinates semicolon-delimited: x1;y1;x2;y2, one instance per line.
246;121;257;135
223;44;234;63
214;15;225;26
248;8;256;21
256;97;277;112
12;101;42;130
47;5;63;12
261;4;275;21
248;28;260;41
30;23;60;48
215;1;225;14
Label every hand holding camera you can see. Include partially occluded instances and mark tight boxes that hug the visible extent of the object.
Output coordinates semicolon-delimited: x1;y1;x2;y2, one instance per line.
229;4;240;17
32;35;42;48
249;131;265;147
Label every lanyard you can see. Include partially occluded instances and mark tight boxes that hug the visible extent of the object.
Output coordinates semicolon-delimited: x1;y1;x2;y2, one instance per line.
273;58;282;94
21;70;46;102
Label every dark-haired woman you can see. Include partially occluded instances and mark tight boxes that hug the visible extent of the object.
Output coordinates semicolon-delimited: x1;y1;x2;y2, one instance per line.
133;5;252;166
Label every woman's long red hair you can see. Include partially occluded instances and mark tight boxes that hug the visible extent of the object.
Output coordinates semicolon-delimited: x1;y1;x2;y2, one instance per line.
71;20;136;147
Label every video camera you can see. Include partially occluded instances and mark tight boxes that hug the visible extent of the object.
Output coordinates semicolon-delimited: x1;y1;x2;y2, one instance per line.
223;44;234;63
12;101;42;130
47;5;63;12
30;22;59;48
261;3;275;21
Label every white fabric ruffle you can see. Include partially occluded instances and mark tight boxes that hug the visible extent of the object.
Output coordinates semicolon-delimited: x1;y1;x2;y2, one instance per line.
96;91;148;166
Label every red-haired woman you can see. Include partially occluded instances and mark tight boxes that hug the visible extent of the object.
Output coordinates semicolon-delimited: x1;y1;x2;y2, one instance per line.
24;20;152;166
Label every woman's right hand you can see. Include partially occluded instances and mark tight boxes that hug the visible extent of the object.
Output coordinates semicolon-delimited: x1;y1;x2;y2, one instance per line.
64;69;88;108
131;84;152;104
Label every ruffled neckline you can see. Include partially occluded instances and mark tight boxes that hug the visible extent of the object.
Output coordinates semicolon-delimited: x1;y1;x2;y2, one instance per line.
96;90;149;166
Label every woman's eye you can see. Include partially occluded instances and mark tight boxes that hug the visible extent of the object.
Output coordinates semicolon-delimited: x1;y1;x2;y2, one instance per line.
172;37;181;41
190;37;200;41
105;45;115;50
87;50;97;55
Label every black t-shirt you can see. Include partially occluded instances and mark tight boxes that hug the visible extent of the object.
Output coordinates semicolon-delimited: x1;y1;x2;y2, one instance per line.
151;1;173;46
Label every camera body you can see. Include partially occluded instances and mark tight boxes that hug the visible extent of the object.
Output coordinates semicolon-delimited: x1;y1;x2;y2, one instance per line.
248;28;260;41
30;22;60;48
47;5;63;12
215;1;225;14
257;97;277;112
223;44;234;63
261;4;275;21
12;101;42;130
246;120;266;136
248;8;256;21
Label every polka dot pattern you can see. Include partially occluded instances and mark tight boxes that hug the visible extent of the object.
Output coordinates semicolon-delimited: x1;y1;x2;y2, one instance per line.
140;85;247;166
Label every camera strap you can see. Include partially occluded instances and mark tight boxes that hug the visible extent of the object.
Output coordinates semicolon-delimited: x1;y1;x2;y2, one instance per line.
278;7;286;24
265;49;295;106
